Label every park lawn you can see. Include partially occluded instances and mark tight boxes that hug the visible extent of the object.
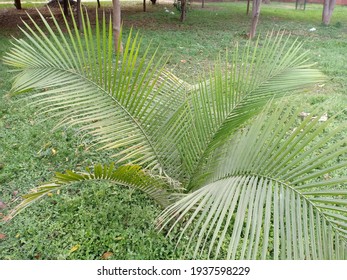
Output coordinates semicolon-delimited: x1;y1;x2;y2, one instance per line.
0;1;346;259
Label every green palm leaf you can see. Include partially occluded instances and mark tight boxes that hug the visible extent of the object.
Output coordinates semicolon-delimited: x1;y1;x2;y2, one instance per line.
3;8;187;175
158;104;347;259
6;163;173;221
173;31;325;184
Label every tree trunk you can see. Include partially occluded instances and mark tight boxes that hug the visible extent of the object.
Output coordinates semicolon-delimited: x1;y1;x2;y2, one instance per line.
249;0;261;39
150;0;157;4
322;0;336;25
143;0;146;12
202;0;205;8
63;0;68;16
97;0;101;8
246;0;251;15
14;0;21;9
112;0;122;53
77;0;82;30
180;0;187;22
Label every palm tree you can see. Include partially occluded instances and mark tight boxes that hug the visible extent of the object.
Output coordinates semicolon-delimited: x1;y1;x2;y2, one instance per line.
3;8;347;259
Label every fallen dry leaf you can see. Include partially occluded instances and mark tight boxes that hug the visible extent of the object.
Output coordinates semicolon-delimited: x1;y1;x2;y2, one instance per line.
0;233;6;240
101;251;113;260
298;111;310;119
69;244;80;253
180;59;187;64
318;113;328;122
2;216;11;222
0;201;7;210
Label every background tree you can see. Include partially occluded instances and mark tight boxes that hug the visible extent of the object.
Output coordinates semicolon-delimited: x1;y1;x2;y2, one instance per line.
250;0;262;38
181;0;187;22
77;0;82;30
322;0;336;25
247;0;251;15
63;0;68;16
112;0;122;52
14;0;21;10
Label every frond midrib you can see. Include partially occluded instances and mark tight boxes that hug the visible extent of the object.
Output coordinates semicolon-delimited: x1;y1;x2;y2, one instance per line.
22;65;164;171
57;178;171;208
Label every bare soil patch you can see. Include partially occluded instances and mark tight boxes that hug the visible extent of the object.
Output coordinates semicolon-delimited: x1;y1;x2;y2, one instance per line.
0;4;173;37
0;6;69;36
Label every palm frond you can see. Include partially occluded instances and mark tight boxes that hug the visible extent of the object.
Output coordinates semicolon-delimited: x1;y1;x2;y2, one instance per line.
158;104;347;259
3;8;187;175
6;163;173;221
174;31;325;183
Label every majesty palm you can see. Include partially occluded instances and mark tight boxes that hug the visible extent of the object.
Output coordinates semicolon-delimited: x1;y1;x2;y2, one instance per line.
3;8;347;259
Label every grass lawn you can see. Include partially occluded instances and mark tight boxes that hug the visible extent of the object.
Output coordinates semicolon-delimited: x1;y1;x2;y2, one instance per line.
0;1;346;259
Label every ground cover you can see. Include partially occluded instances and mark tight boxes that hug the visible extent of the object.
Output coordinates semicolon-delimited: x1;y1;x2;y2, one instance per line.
0;1;346;259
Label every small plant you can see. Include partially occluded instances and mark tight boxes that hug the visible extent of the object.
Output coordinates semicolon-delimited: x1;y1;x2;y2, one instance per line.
3;8;347;259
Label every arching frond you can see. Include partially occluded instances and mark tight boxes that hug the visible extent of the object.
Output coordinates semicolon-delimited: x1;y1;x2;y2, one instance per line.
174;31;325;183
3;8;187;175
158;104;347;259
6;163;173;221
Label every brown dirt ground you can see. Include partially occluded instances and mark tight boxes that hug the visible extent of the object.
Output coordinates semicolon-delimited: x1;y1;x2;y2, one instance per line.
0;3;173;37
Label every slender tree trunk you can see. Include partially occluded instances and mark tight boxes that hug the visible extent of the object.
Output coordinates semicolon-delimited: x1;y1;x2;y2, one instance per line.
150;0;157;4
77;0;82;30
112;0;122;53
202;0;205;8
249;0;261;39
63;0;68;16
97;0;101;8
143;0;146;12
246;0;250;15
180;0;187;22
322;0;336;25
14;0;21;9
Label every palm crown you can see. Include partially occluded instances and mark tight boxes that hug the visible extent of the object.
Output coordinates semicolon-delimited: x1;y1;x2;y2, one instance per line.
3;7;347;259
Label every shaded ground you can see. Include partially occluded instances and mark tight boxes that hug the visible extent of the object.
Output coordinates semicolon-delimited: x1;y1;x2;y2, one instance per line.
0;6;63;36
0;4;136;35
0;2;187;36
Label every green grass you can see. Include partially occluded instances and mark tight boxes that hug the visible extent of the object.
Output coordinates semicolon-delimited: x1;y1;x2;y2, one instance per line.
0;1;347;259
